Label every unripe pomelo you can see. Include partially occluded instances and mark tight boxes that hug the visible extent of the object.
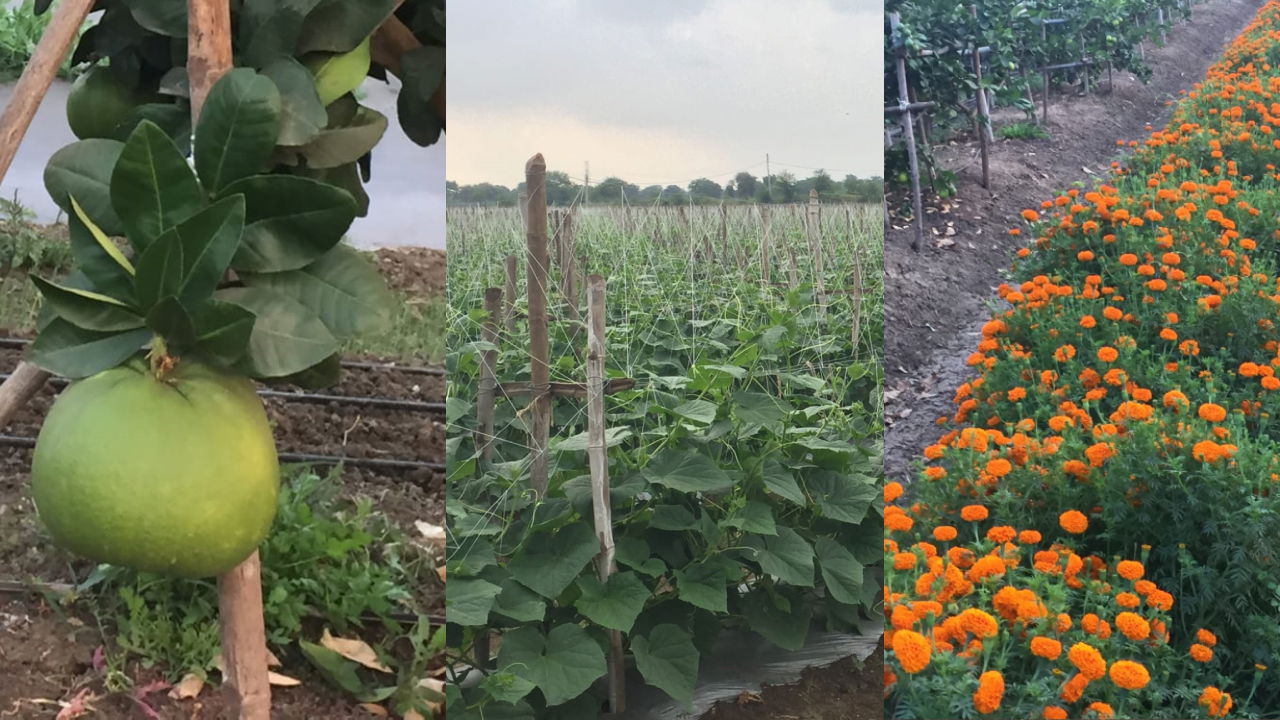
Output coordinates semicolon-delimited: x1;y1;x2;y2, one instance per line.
66;66;143;140
31;360;279;578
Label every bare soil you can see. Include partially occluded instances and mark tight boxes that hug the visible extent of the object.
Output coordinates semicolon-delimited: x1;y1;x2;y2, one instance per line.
0;248;444;719
884;0;1263;484
700;648;882;720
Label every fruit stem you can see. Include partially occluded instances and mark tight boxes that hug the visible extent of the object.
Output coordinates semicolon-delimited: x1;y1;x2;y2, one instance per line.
148;336;177;380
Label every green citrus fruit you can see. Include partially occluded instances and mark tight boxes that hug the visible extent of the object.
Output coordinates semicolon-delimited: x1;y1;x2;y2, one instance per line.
66;66;143;140
32;359;280;578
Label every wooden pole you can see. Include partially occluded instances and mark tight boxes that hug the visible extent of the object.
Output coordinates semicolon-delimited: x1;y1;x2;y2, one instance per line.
503;254;518;333
1041;21;1050;122
525;154;551;498
586;274;624;714
971;7;991;189
477;288;501;466
890;13;924;251
807;190;825;317
760;205;772;288
0;0;96;427
189;1;271;717
561;212;579;324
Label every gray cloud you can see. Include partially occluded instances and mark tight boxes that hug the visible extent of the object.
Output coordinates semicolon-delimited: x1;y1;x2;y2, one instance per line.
449;0;881;186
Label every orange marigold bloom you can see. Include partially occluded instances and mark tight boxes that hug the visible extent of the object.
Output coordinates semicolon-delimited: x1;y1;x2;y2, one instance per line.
884;481;904;503
893;552;917;571
1197;628;1218;647
1054;345;1076;362
961;505;989;522
968;554;1008;583
1097;346;1119;363
1111;661;1152;686
1088;701;1115;719
960;608;1000;638
1061;672;1089;703
886;511;914;533
1115;612;1151;641
1200;687;1234;718
1031;636;1063;660
932;525;958;542
1163;390;1188;409
1022;209;1040;222
986;525;1016;544
986;458;1013;478
1019;530;1042;544
1119;253;1138;266
1198;402;1227;422
1190;643;1214;662
973;671;1004;715
1116;592;1141;609
1068;642;1107;680
1044;707;1068;720
1116;560;1144;580
1085;442;1115;467
1059;510;1089;534
891;630;931;673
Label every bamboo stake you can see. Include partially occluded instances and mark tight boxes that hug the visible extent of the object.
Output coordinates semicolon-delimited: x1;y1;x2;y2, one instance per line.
525;155;551;498
477;288;501;466
503;255;517;333
0;0;96;426
807;190;826;317
760;205;772;288
586;275;624;714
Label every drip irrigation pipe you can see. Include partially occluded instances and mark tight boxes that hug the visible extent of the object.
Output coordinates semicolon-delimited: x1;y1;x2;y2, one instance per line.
0;372;444;414
0;337;444;376
0;434;443;473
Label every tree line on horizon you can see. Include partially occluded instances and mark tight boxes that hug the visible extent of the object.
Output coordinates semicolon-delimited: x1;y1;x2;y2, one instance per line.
446;169;883;207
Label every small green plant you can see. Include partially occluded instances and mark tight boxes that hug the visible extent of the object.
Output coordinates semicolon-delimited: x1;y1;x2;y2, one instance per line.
78;466;430;681
0;0;78;82
998;121;1051;140
0;196;71;271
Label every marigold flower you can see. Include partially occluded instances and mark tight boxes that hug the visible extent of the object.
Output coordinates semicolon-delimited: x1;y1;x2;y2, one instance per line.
1190;643;1214;662
1200;687;1233;718
1031;636;1062;660
973;671;1004;715
960;608;1000;638
1115;560;1144;580
1097;346;1119;362
891;630;931;674
985;525;1016;543
1019;530;1042;544
1115;612;1150;641
1059;510;1088;534
1197;628;1218;647
1043;707;1068;720
1087;701;1115;719
1108;660;1150;690
1198;402;1228;422
960;505;989;522
932;525;957;542
1068;642;1107;680
884;481;903;503
1061;672;1089;703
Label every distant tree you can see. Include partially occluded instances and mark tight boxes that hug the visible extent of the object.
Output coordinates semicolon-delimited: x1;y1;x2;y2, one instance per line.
734;172;759;199
446;180;459;193
637;185;663;203
688;178;723;200
449;182;515;206
661;185;688;205
769;172;796;203
723;178;736;198
594;176;627;203
811;169;834;194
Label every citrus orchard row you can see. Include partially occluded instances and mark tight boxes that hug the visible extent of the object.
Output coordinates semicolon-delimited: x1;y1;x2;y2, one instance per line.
886;2;1280;717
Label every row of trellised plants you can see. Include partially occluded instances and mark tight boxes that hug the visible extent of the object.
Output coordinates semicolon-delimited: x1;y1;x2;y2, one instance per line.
445;188;883;716
885;2;1280;717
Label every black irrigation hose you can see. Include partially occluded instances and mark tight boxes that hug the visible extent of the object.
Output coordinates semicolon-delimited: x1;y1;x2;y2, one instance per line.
0;373;445;414
0;434;444;473
0;337;445;376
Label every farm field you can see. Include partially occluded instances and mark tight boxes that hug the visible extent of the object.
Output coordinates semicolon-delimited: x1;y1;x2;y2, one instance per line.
0;234;447;718
444;194;883;718
886;0;1280;717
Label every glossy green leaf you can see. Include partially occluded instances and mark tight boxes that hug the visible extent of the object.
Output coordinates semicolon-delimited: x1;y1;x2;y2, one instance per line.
162;195;246;305
191;299;256;367
262;57;327;146
216;286;339;377
742;589;811;651
721;500;776;535
643;449;733;494
480;672;537;706
671;398;717;426
195;69;283;194
744;527;814;587
573;572;647;633
815;537;864;606
397;45;444;146
274;106;387;169
506;522;599;599
27;320;151;378
122;0;186;35
110;121;203;251
631;624;699;709
68;197;135;301
650;505;698;531
145;296;196;348
807;472;877;524
761;460;806;505
296;0;397;54
44;139;126;236
133;230;184;311
495;625;606;707
221;175;357;272
673;559;728;614
240;245;390;340
491;577;546;623
446;577;502;627
30;276;143;332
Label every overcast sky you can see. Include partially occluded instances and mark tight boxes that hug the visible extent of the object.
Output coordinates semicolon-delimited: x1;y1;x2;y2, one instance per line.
448;0;880;189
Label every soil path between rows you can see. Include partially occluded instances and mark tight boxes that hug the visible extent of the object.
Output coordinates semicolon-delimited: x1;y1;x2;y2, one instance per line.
884;0;1263;484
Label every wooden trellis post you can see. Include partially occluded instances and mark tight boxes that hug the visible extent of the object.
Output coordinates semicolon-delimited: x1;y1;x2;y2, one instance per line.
503;254;518;333
476;288;501;465
586;275;625;714
760;205;772;288
888;12;925;251
971;6;991;189
524;155;552;498
807;190;826;317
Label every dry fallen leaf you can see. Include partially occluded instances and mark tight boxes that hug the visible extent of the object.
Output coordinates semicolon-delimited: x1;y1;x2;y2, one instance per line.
358;703;388;716
268;671;302;687
169;674;205;700
403;711;426;720
420;678;446;715
735;691;763;705
415;521;446;546
436;566;446;582
321;628;393;673
54;690;98;720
